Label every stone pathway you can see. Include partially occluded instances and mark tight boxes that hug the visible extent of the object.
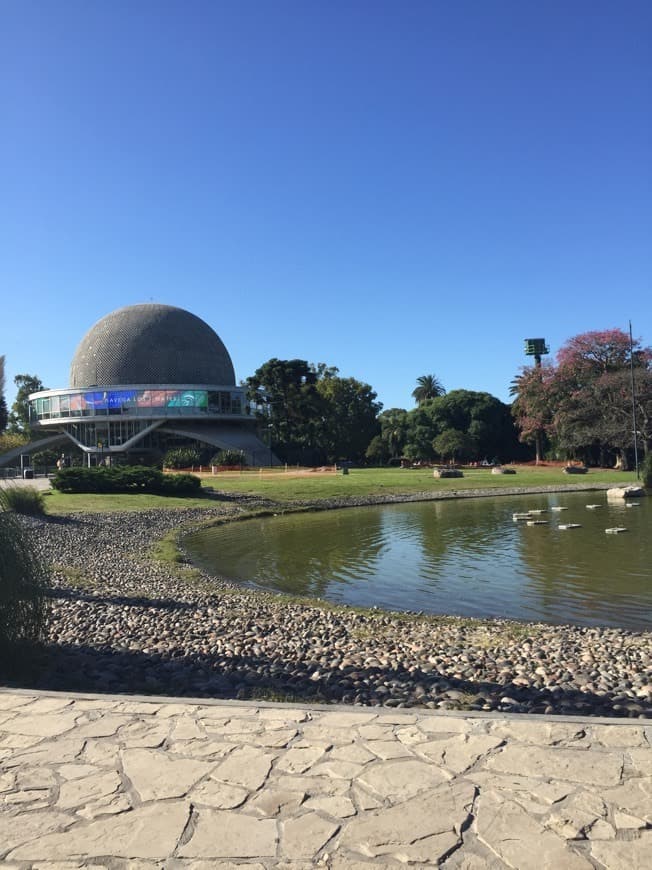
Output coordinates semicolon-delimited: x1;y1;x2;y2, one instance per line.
0;690;650;868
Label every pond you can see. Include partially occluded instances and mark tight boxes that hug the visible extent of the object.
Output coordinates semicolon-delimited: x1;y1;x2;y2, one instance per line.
185;492;652;629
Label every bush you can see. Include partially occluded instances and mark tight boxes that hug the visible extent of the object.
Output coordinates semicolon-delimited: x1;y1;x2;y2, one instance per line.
210;449;246;467
51;466;202;496
642;453;652;488
31;449;60;468
1;485;47;515
163;447;202;469
0;491;48;663
159;473;202;495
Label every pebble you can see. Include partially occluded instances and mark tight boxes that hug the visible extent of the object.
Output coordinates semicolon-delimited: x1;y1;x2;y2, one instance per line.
11;496;652;720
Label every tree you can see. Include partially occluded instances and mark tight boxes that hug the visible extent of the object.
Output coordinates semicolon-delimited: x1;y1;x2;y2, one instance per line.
424;390;518;461
375;408;410;461
245;359;382;464
433;428;474;463
512;328;652;467
0;356;7;433
412;374;445;406
365;435;390;465
245;359;325;462
316;375;382;462
556;329;647;374
8;374;46;435
510;363;556;462
403;390;519;462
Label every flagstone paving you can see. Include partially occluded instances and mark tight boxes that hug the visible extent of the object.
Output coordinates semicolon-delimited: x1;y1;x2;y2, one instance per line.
0;689;649;868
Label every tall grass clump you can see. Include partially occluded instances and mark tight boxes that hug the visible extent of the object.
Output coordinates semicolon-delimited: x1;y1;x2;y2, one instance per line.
1;484;47;515
0;490;48;671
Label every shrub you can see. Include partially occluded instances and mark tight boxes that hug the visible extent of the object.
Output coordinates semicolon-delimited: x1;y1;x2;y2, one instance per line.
159;473;202;495
51;466;202;496
210;449;246;467
1;485;47;515
31;449;60;468
0;491;48;664
163;447;202;469
642;453;652;489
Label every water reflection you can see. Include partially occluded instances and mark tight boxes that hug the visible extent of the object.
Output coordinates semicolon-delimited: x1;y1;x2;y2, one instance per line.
185;493;651;629
188;509;386;600
517;495;650;626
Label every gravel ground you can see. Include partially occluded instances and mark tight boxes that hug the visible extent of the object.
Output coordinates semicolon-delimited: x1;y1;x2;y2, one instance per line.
10;487;652;718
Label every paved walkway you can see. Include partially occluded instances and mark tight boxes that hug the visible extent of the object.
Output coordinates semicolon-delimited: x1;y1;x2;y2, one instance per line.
0;690;649;868
0;476;52;491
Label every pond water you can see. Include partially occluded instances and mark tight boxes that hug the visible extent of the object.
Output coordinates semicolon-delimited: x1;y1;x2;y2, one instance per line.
185;492;652;629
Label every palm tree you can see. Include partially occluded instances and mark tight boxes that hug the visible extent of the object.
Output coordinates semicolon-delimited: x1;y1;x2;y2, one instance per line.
412;374;445;406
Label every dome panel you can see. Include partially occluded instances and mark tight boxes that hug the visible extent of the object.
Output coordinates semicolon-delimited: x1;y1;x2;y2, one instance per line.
69;304;236;388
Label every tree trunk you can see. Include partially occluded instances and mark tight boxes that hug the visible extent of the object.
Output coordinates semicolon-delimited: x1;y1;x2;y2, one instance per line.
535;431;543;464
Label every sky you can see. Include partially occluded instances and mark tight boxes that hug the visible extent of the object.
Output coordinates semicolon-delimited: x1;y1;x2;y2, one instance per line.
2;0;651;414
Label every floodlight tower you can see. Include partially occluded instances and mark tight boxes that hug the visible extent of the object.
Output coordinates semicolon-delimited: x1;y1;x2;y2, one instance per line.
524;338;549;464
524;338;549;368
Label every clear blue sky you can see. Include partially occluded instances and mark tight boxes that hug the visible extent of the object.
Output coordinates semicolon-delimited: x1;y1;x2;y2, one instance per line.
2;0;650;412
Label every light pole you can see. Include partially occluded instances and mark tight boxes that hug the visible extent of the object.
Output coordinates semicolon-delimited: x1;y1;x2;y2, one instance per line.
524;338;550;464
629;321;640;479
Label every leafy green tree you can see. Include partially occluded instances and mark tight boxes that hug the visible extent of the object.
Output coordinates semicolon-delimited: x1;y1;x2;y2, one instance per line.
8;374;46;435
412;374;445;406
432;428;474;463
0;432;28;454
0;356;7;433
365;435;390;465
246;359;381;463
406;390;518;462
378;408;410;459
316;375;381;462
245;359;325;461
364;409;411;465
404;405;438;461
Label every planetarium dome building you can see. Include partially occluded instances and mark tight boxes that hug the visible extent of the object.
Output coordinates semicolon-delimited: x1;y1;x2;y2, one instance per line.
27;303;271;465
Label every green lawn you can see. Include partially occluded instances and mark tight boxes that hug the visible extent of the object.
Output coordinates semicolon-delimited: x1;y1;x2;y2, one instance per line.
44;490;215;515
201;466;638;502
42;466;640;515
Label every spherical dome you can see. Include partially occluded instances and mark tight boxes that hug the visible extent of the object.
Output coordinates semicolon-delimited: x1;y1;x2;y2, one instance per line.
69;304;236;388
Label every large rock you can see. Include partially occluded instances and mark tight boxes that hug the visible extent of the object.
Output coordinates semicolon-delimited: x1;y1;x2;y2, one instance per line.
606;485;645;499
433;468;464;478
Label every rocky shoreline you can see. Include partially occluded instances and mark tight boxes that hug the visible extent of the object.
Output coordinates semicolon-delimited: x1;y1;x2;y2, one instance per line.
11;486;652;718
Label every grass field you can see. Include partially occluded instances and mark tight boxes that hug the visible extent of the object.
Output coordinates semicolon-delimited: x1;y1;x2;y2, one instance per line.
43;465;640;514
44;490;215;514
198;464;639;500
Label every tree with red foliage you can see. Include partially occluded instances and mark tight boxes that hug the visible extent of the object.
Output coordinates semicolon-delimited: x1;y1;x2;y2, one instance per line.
512;328;652;468
511;363;556;462
556;328;649;374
